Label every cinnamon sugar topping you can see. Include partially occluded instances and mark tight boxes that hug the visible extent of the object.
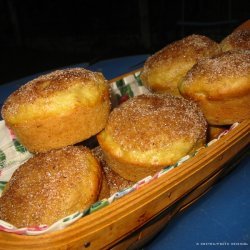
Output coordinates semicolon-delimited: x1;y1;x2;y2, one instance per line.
184;50;250;84
106;94;207;151
221;30;250;51
1;68;105;117
142;34;220;73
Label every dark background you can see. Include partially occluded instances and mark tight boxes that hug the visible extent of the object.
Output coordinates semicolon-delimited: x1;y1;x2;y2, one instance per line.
0;0;249;84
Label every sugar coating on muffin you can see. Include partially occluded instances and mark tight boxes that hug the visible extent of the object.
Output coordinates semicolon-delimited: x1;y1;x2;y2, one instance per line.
220;29;250;52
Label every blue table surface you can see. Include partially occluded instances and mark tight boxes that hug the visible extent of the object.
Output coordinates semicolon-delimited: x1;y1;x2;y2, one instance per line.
0;55;249;249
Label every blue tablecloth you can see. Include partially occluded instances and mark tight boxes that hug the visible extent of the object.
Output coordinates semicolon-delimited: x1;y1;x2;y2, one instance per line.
0;55;249;249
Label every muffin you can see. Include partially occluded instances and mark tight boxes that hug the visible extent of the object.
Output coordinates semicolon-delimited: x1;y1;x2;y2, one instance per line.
97;94;207;182
140;34;221;95
179;50;250;125
0;146;102;228
1;68;111;153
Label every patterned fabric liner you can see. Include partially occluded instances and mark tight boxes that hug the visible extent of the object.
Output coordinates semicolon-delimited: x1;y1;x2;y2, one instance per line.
0;71;239;235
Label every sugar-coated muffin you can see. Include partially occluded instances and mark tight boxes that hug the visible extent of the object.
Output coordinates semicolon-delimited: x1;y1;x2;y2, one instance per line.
140;34;220;95
0;146;102;228
179;50;250;125
97;94;207;182
1;68;111;153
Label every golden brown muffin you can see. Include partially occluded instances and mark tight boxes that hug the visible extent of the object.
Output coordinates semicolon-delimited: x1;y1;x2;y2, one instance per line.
220;29;250;52
93;146;134;197
140;34;221;95
1;68;111;153
178;50;250;125
0;146;102;228
97;94;207;182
